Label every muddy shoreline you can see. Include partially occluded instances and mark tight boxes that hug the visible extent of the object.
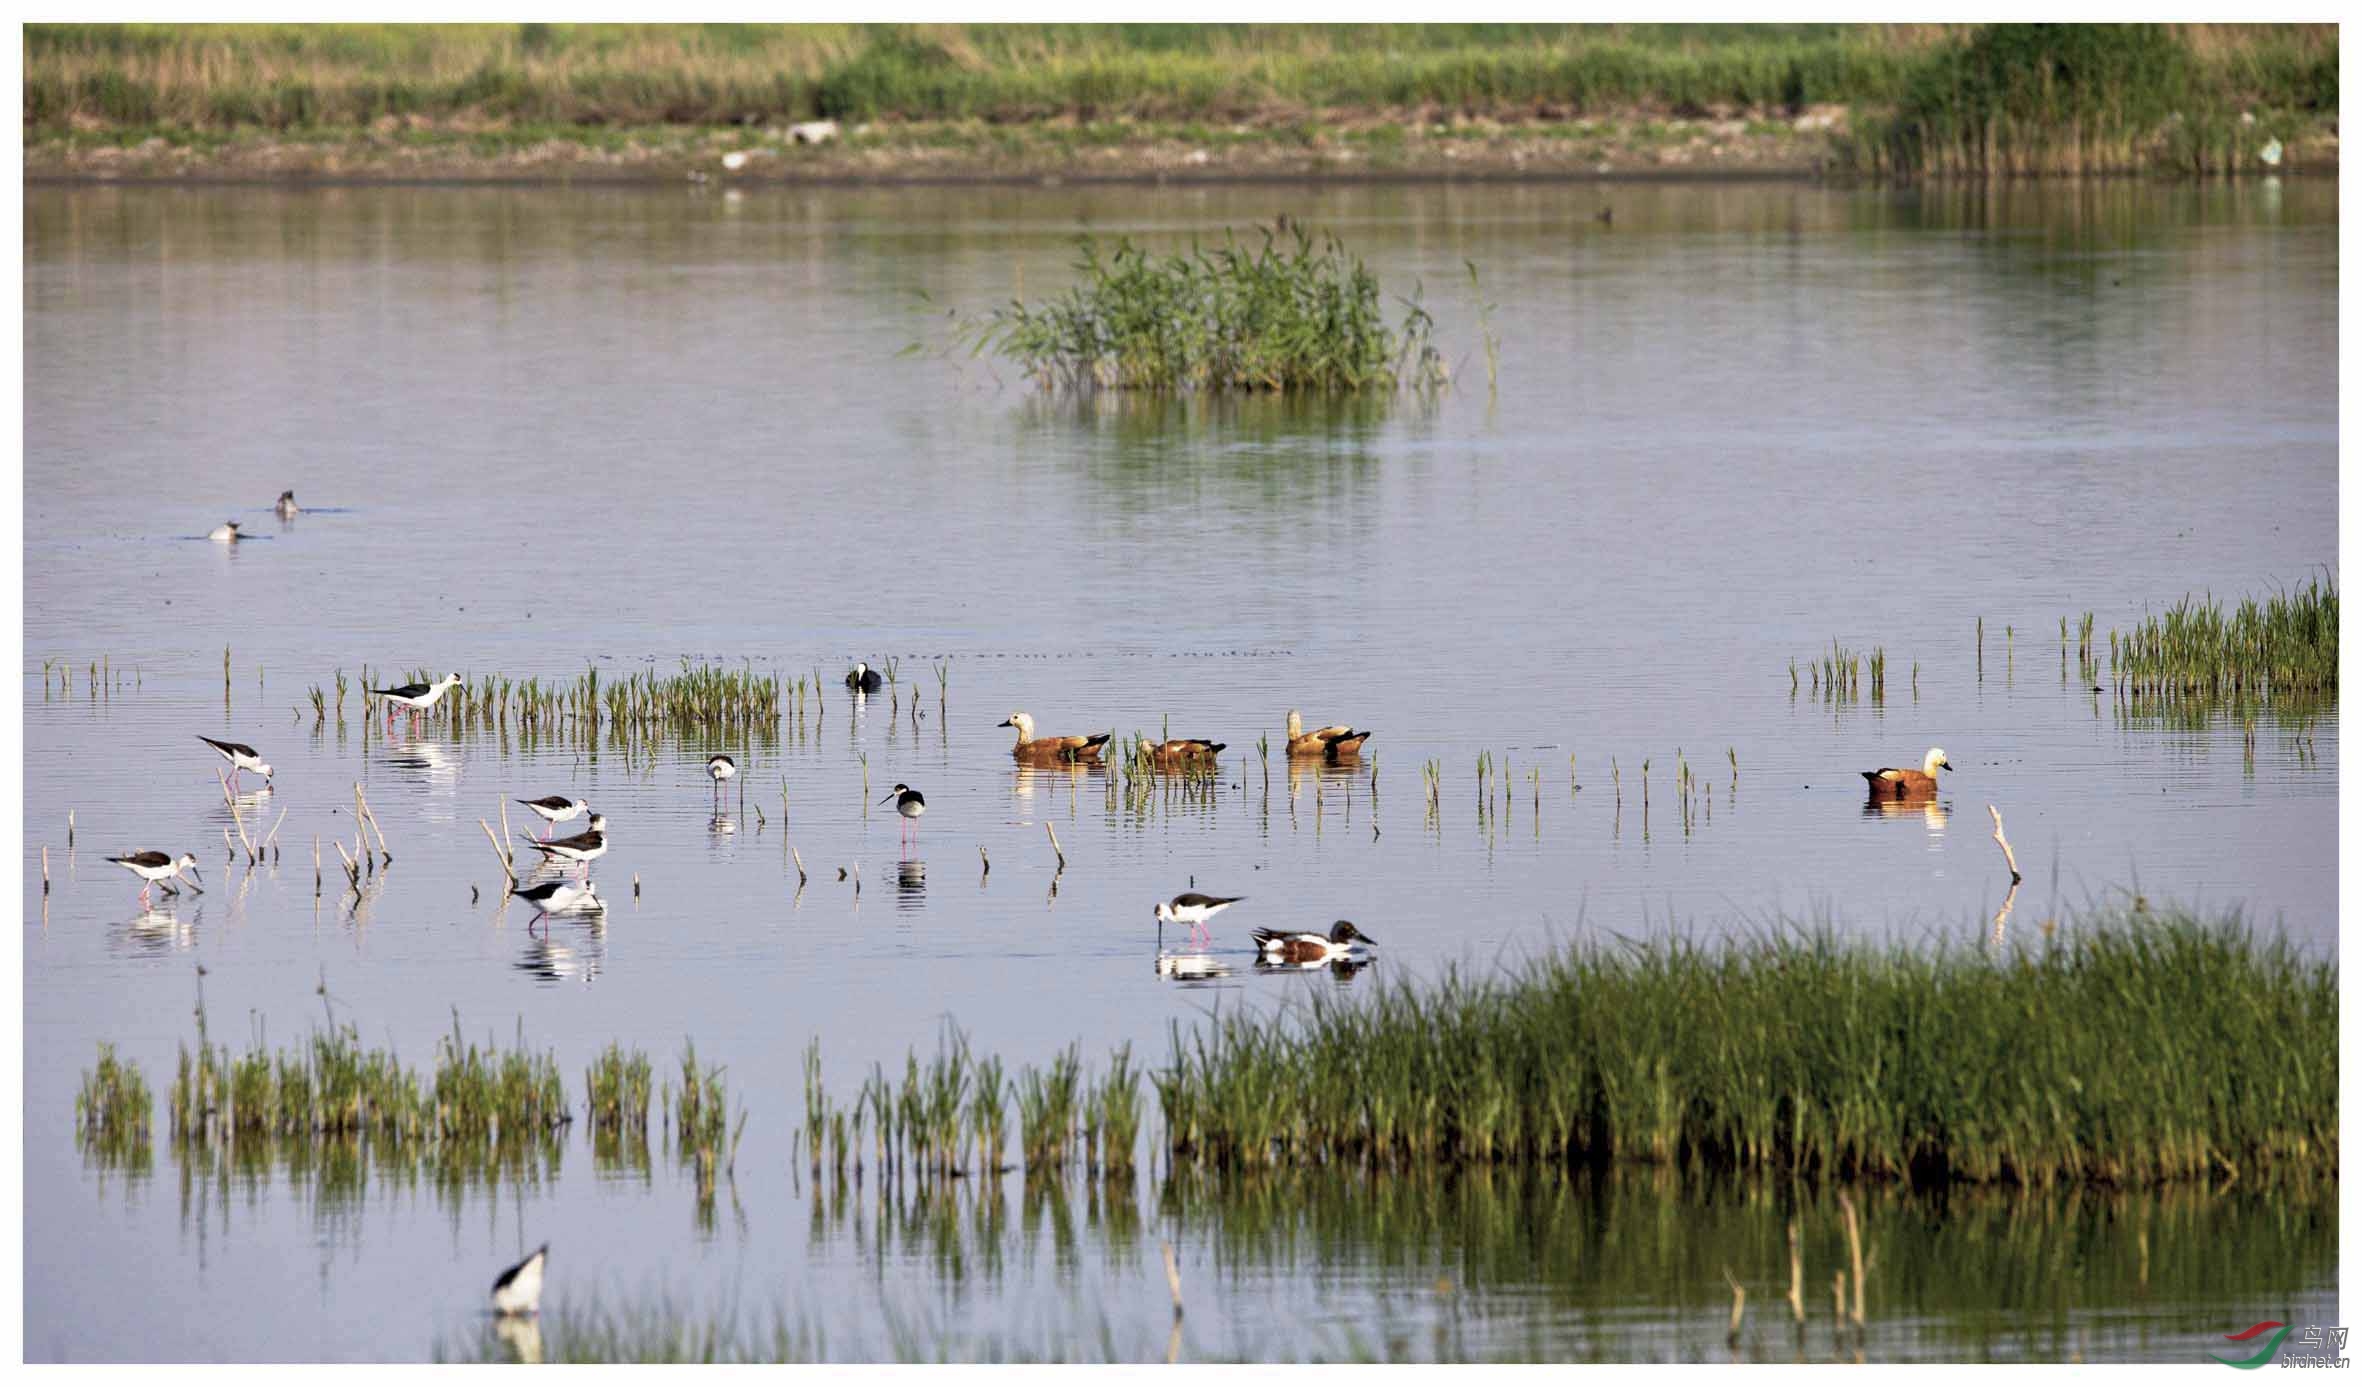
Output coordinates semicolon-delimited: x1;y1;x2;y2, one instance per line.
27;107;2336;187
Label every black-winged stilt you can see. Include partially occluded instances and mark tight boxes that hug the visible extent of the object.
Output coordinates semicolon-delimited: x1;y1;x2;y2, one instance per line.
491;1244;548;1317
706;754;737;810
881;783;925;843
1154;892;1243;949
514;878;602;926
108;851;203;908
516;794;590;840
523;815;606;877
370;673;464;729
197;734;274;790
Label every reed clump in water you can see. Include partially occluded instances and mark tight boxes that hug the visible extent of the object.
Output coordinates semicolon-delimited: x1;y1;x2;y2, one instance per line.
586;1043;654;1135
433;1018;570;1141
949;227;1448;394
76;1043;153;1155
2111;579;2336;707
1155;905;2333;1187
668;1042;743;1201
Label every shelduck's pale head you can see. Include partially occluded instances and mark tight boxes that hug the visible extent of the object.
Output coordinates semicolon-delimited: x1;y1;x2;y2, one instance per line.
1285;710;1303;738
1923;747;1952;776
998;711;1036;742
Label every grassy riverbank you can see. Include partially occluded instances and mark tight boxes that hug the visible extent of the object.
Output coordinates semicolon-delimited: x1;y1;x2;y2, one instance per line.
26;23;2336;181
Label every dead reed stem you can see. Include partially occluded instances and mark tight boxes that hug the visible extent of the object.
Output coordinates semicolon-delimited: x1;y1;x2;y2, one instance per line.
1839;1192;1866;1328
355;783;391;862
479;818;517;886
1162;1241;1184;1318
1986;804;2022;883
1786;1219;1803;1324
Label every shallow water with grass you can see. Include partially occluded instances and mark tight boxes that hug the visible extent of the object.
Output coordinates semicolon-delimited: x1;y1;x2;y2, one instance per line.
23;176;2336;1361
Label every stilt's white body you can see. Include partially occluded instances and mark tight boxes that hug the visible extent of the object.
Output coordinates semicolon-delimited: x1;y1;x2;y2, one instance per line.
517;879;602;914
526;815;608;875
491;1245;548;1317
1154;893;1242;948
518;795;590;834
208;522;243;543
109;851;202;904
881;784;926;841
199;735;273;782
374;674;464;717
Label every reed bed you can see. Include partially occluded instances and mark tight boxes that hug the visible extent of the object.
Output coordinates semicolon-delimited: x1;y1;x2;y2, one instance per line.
946;228;1447;394
330;662;781;737
808;1035;1146;1184
1156;905;2332;1187
23;24;1926;132
2110;579;2335;707
1840;23;2333;176
31;24;2327;152
587;1043;654;1135
669;1042;742;1201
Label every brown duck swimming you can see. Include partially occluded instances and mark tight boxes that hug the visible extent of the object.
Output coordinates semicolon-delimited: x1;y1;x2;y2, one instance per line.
1142;737;1225;766
1862;747;1951;798
999;711;1112;765
1285;710;1372;760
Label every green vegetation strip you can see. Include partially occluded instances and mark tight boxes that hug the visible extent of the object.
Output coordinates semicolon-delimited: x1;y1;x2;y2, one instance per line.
1844;24;2331;175
88;905;2335;1191
27;24;2328;149
1155;906;2334;1185
2112;577;2336;705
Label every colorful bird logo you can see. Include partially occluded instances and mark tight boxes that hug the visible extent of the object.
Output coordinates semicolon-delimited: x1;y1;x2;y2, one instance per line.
2210;1322;2292;1369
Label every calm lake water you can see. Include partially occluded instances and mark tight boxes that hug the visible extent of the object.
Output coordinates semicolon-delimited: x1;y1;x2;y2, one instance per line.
22;177;2337;1361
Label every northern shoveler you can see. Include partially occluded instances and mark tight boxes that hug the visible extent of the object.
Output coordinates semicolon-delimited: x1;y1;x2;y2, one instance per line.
1285;710;1372;760
275;490;300;518
1862;747;1951;798
1253;920;1376;964
1000;711;1111;764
